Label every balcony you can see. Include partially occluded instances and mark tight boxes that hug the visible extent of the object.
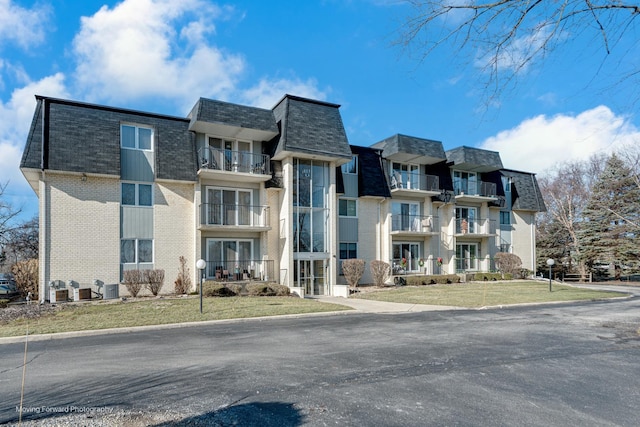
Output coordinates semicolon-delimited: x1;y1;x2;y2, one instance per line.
453;179;497;202
198;147;271;183
390;172;440;196
199;203;270;231
455;218;496;237
204;259;274;281
391;214;439;236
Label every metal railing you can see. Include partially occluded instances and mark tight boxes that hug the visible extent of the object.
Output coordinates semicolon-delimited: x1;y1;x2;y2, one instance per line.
391;214;439;233
455;218;496;235
391;258;446;275
390;172;439;191
200;203;269;227
204;259;274;281
198;147;271;175
453;179;497;197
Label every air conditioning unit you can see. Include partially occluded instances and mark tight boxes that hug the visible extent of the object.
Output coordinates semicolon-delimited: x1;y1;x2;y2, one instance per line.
103;284;119;300
73;288;92;301
50;288;68;303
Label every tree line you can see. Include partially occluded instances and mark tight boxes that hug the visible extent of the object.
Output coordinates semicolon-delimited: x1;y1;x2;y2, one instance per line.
536;147;640;280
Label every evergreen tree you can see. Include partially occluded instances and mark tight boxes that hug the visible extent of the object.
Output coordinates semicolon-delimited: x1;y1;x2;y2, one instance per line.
579;154;640;279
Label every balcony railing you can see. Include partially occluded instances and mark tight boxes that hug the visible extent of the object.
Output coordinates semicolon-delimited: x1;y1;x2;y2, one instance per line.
455;218;496;235
390;172;439;192
391;258;445;275
391;214;439;233
204;259;274;281
453;179;497;197
200;203;269;227
198;147;271;175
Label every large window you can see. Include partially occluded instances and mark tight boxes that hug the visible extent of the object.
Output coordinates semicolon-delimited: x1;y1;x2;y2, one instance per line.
205;188;252;225
121;239;153;264
392;202;420;231
453;171;477;195
391;163;419;189
122;183;152;206
206;239;253;277
456;243;478;271
500;211;511;225
121;124;152;151
293;159;329;253
455;206;477;234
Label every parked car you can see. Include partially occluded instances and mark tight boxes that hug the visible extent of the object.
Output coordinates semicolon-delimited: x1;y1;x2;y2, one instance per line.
0;273;18;296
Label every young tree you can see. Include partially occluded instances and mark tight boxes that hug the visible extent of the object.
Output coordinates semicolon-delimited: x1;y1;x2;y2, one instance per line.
342;259;365;288
579;154;640;278
537;156;604;276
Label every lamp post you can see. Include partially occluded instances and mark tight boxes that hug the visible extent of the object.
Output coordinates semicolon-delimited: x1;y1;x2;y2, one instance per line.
196;259;206;313
546;258;555;292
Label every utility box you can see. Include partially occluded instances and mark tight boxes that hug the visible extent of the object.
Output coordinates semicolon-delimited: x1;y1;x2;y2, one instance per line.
50;289;69;303
103;284;119;300
73;288;92;301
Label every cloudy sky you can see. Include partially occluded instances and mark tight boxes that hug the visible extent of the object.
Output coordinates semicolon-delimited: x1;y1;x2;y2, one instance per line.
1;0;639;221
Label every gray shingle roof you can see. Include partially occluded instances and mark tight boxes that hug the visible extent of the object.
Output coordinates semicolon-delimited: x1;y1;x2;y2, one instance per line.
188;97;278;135
271;95;352;161
503;169;546;212
446;146;503;172
21;96;197;182
372;134;446;164
351;145;391;198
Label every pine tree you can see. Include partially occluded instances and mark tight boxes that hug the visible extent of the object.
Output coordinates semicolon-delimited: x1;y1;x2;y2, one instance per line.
579;154;640;279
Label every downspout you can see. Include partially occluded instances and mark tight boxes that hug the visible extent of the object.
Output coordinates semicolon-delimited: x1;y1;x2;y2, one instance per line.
40;97;49;303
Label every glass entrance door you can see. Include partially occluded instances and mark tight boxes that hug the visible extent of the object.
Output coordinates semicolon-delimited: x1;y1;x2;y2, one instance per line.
295;259;327;296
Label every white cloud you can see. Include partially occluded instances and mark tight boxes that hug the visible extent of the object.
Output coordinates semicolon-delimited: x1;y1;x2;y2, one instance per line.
0;0;51;49
479;106;640;175
0;73;68;212
241;77;328;109
72;0;245;111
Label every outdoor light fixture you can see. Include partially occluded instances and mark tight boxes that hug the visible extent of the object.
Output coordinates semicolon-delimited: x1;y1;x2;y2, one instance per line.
196;259;206;313
546;258;555;292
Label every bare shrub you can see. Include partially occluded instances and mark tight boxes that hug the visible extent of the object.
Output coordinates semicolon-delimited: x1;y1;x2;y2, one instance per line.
143;269;165;296
342;259;365;288
123;269;143;297
11;258;38;300
174;256;192;295
370;260;391;287
494;253;522;277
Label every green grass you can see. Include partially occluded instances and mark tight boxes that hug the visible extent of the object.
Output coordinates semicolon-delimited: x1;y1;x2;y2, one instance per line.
354;281;627;307
0;296;351;338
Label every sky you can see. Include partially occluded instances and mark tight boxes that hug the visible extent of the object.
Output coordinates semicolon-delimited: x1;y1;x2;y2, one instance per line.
1;0;639;223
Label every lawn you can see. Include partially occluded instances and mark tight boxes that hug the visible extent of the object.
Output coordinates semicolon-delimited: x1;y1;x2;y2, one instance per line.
0;296;351;338
354;281;628;307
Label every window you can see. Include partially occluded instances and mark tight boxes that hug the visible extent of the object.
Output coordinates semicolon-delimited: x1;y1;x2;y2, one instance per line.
453;171;477;195
293;159;329;253
500;211;511;225
340;243;357;259
339;243;357;275
121;239;153;264
122;183;153;206
121;124;152;150
391;163;419;189
341;155;358;174
339;199;357;217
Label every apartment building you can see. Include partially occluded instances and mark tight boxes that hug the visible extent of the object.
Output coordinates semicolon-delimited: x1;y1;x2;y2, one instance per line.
20;94;545;300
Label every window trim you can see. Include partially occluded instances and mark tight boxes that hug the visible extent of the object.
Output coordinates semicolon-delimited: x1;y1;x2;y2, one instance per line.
338;198;357;217
121;124;154;151
121;182;153;207
121;238;154;265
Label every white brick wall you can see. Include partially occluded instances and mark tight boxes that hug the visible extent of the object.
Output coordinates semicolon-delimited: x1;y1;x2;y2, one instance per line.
43;173;120;291
154;181;195;292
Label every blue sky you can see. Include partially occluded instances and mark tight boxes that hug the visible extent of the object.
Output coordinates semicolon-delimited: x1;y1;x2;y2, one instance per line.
1;0;639;222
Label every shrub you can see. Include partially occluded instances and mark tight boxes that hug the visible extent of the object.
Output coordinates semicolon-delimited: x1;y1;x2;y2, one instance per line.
11;258;38;300
342;259;365;287
405;274;461;285
202;281;238;297
245;283;290;296
473;272;503;281
494;253;522;277
370;260;391;287
174;256;192;295
0;299;9;308
226;283;243;295
123;269;143;297
143;269;165;296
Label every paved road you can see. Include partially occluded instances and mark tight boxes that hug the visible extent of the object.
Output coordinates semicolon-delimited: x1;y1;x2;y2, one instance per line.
1;287;639;426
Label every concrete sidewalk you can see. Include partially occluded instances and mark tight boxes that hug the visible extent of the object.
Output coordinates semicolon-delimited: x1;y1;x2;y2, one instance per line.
315;296;460;313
